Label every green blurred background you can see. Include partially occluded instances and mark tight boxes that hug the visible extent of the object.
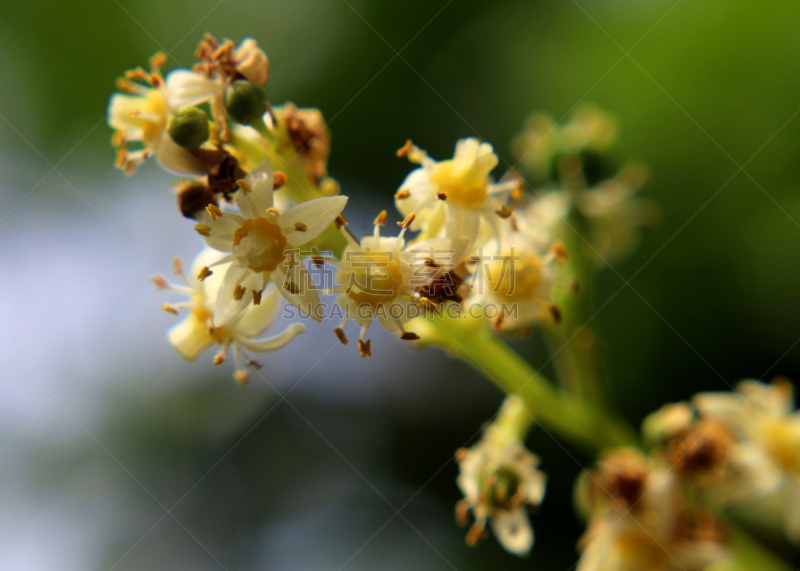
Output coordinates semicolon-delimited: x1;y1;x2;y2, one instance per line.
2;0;800;569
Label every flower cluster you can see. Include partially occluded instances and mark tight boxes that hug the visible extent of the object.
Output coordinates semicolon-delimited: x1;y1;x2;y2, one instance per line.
110;32;772;569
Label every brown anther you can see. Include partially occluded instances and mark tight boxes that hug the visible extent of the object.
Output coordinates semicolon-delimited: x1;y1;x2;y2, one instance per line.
424;258;438;267
357;339;372;358
334;214;348;229
273;171;289;190
549;304;563;324
569;278;581;296
213;351;226;366
455;448;469;463
248;359;264;370
252;289;263;305
551;240;568;261
115;77;137;94
511;186;525;201
310;255;325;268
400;332;420;341
152;275;169;290
294;222;308;232
194;223;211;236
172;258;183;275
466;523;489;546
509;216;520;232
455;499;470;526
237;179;252;195
233;285;247;301
124;68;149;81
197;266;213;281
396;139;413;157
334;327;349;345
205;204;223;221
149;52;167;71
492;310;507;333
161;303;179;316
398;213;416;229
395;190;411;200
496;205;513;219
285;281;300;295
234;370;250;385
266;207;281;216
437;191;447;200
148;73;162;88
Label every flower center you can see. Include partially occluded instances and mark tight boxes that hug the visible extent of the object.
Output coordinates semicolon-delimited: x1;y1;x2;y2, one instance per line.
347;253;403;308
431;161;488;208
232;217;288;273
762;420;800;474
486;253;543;301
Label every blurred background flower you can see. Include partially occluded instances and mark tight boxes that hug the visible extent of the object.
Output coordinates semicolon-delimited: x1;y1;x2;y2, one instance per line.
2;0;800;568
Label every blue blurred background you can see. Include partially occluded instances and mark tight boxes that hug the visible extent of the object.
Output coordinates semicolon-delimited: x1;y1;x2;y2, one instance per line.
2;0;800;569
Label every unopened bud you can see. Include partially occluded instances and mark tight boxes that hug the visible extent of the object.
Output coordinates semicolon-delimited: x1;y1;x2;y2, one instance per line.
225;80;267;126
167;107;210;149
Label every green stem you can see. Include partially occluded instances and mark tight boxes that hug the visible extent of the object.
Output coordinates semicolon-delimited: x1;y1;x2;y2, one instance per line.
421;315;637;453
546;213;610;407
724;525;793;571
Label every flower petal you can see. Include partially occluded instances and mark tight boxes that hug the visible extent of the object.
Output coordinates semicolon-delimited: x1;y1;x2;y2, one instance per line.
213;265;256;327
280;195;348;246
233;283;283;337
165;70;221;109
272;263;323;321
168;316;214;360
238;324;305;353
154;133;207;175
490;507;533;556
238;159;274;218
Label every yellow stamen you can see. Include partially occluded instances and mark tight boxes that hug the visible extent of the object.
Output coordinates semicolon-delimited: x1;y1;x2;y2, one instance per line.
395;190;411;200
551;240;568;261
335;214;348;229
237;179;252;195
398;213;415;229
161;303;179;316
172;258;183;275
197;266;213;281
273;171;289;189
194;223;211;236
234;370;250;385
496;205;513;219
253;289;262;305
396;139;413;157
233;285;247;301
400;332;420;341
294;222;308;232
374;210;387;226
266;207;281;216
358;339;372;358
206;204;223;220
213;351;226;365
152;275;169;290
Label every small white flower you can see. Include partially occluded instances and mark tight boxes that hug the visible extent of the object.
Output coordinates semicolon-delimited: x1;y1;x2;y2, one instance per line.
694;379;800;541
455;427;546;556
157;248;304;384
193;159;348;326
395;138;518;258
331;212;454;357
109;61;221;175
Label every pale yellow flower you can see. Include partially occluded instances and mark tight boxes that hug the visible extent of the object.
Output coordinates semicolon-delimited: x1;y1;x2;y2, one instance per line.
331;213;455;356
395;138;518;258
109;63;221;175
158;248;303;384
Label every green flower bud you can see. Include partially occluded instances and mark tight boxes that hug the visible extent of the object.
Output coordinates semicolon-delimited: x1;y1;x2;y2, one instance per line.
167;107;210;149
225;80;267;126
486;465;521;508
